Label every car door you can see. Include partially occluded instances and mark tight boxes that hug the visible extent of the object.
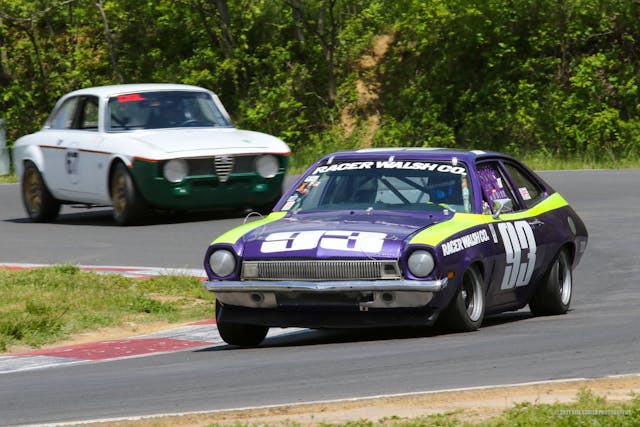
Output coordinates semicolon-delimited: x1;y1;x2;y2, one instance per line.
500;160;555;299
45;95;105;201
476;160;548;310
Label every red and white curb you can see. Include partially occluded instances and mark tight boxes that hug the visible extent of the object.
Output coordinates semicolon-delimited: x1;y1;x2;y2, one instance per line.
0;320;301;374
0;263;303;374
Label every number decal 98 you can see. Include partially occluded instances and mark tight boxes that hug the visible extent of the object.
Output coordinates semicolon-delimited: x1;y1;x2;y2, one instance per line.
498;221;537;289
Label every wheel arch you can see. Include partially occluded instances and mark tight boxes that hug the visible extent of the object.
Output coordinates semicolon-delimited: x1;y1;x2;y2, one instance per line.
16;146;46;180
561;241;576;267
107;156;133;197
469;258;486;280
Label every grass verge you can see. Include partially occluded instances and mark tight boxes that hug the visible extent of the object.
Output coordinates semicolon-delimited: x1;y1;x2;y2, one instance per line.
0;173;16;184
377;390;640;427
76;387;640;426
0;265;214;353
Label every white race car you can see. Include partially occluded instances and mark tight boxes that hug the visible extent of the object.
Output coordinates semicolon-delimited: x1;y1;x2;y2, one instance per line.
12;83;290;225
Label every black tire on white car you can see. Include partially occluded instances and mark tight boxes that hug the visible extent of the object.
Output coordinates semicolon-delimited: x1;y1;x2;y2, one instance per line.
21;161;61;222
110;162;146;226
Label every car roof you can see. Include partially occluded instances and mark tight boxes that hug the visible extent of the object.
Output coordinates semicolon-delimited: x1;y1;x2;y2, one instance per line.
63;83;214;99
321;148;514;164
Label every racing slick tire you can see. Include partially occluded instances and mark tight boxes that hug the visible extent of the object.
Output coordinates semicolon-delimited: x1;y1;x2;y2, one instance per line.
216;301;269;347
110;162;146;226
21;161;61;222
437;265;485;332
529;249;572;316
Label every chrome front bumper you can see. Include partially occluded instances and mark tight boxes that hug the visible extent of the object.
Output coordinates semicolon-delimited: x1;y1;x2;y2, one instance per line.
205;278;448;309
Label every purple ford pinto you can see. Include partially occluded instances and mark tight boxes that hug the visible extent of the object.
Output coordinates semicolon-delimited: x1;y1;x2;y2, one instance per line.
203;148;588;346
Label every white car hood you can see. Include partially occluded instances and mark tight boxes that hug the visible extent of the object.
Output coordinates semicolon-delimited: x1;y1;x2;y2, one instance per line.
119;128;289;158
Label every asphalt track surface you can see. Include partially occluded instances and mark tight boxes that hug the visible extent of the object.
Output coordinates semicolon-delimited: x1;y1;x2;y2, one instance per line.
0;170;639;426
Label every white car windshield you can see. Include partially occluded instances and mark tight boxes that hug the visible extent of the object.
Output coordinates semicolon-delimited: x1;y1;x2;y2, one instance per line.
283;160;474;213
107;91;232;131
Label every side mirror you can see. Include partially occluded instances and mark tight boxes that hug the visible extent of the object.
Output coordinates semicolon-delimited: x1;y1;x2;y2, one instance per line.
492;198;513;219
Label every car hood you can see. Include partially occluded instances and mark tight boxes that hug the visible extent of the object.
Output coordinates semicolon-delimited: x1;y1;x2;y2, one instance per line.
119;128;289;157
239;210;452;259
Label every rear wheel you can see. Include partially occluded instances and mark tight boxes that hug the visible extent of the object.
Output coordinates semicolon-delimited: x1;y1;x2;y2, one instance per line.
21;161;60;222
110;162;146;226
529;249;572;316
216;301;269;347
438;266;485;332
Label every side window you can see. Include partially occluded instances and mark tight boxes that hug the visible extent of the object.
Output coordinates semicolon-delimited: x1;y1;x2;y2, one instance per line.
79;97;99;130
476;162;517;214
503;163;545;208
48;97;80;129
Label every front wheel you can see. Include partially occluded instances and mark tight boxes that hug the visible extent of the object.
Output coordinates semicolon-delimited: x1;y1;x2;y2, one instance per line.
437;266;485;332
21;161;61;222
529;249;572;316
110;162;146;226
216;301;269;347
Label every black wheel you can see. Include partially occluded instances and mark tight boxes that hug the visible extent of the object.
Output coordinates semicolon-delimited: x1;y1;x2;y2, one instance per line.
529;249;572;316
110;162;146;226
21;161;61;222
438;266;485;332
216;301;268;347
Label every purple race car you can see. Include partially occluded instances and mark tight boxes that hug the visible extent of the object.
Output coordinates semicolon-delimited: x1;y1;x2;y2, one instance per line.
203;148;588;346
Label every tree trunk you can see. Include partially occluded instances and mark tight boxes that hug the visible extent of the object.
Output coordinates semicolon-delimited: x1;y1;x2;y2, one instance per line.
213;0;235;58
291;0;305;45
0;16;11;85
317;0;337;105
95;0;123;83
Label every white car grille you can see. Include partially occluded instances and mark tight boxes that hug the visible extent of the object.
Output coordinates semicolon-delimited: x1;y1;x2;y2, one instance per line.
214;156;234;182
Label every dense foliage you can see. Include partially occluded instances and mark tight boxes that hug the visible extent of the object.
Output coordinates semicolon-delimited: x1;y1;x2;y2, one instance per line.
1;0;638;167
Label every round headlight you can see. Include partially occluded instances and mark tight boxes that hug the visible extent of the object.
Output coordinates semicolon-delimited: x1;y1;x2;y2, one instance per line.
209;249;236;277
407;250;435;278
256;154;279;178
164;159;188;182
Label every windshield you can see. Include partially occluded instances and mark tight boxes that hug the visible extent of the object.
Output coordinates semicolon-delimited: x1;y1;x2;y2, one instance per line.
282;159;474;213
107;91;232;131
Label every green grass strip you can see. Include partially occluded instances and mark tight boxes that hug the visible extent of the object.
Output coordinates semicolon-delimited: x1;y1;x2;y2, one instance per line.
0;266;214;352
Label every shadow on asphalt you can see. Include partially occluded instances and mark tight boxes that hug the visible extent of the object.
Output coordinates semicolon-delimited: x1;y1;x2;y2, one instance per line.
197;310;535;351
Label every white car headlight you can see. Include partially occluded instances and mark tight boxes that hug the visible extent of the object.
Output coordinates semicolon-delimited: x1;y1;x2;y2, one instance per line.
256;154;279;178
164;159;188;182
209;249;236;277
407;250;435;278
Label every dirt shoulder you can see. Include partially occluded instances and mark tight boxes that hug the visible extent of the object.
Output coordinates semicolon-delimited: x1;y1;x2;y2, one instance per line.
72;374;640;427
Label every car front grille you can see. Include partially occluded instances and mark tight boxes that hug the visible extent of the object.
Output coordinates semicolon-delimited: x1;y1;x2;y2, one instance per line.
184;155;264;178
214;156;234;182
241;260;402;281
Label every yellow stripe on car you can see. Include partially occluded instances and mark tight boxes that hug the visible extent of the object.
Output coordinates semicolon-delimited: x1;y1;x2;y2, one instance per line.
409;193;569;246
213;212;287;244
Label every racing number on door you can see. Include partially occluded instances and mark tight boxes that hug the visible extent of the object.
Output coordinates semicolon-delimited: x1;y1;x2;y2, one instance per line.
65;148;80;184
498;220;537;289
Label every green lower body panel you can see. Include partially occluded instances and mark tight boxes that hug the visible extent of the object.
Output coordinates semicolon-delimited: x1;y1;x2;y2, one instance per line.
130;161;284;210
